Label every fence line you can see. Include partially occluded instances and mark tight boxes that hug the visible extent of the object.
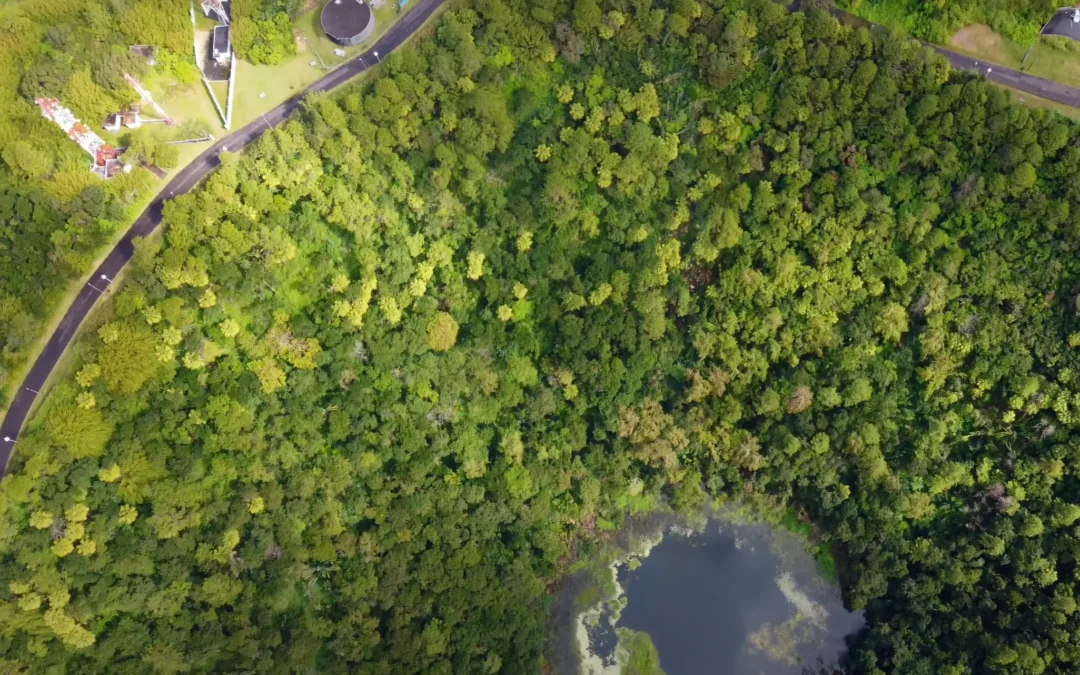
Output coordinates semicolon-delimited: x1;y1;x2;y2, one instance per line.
225;56;236;130
203;78;228;127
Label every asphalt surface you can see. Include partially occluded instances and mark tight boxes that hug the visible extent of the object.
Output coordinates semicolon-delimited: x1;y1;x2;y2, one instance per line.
1041;8;1080;42
829;6;1080;108
0;0;448;473
927;44;1080;107
4;0;1080;474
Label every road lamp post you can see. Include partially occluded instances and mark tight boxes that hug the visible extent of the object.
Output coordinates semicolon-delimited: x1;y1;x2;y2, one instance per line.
374;51;380;63
101;274;113;284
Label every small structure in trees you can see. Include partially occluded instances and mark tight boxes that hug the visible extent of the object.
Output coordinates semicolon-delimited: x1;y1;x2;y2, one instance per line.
129;45;157;65
103;104;169;132
123;104;142;128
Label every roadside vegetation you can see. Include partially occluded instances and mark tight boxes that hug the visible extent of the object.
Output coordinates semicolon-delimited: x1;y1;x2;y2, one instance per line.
838;0;1053;45
947;23;1080;91
0;0;200;410
230;0;422;129
839;0;1080;96
4;2;1080;675
0;0;415;414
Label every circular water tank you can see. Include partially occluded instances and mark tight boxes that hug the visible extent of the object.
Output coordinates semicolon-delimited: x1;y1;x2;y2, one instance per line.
321;0;375;47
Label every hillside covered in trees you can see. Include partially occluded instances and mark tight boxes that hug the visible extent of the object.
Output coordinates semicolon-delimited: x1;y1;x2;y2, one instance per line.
3;0;1080;673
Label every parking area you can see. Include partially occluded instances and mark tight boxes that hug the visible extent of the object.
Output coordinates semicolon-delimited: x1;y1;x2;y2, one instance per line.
1041;8;1080;41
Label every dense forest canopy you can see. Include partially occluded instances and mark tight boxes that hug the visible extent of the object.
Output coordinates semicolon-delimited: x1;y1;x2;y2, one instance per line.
230;0;304;65
3;0;1080;674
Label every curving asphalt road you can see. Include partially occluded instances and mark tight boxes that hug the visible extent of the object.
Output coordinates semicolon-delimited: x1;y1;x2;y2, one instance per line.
0;0;448;473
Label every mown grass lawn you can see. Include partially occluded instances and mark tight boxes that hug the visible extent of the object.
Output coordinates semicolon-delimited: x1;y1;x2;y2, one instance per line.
232;0;415;129
949;24;1080;92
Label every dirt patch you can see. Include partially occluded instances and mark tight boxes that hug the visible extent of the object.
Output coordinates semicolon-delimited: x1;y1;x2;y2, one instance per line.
294;30;309;55
949;24;1006;57
194;29;210;70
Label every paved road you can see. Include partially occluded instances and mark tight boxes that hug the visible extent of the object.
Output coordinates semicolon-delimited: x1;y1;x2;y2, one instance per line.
829;6;1080;108
1041;8;1080;42
0;0;448;473
928;45;1080;107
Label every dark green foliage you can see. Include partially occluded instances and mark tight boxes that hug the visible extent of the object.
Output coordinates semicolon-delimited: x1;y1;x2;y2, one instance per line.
4;1;1080;674
231;0;297;65
620;628;667;675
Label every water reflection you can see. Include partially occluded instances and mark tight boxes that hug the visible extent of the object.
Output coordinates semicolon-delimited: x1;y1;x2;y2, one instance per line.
571;518;864;675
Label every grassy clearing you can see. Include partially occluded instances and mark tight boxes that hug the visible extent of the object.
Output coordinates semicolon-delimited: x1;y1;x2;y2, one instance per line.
947;24;1080;92
232;57;323;128
164;82;227;135
232;1;417;129
948;24;1027;67
209;79;229;110
194;13;219;30
1027;38;1080;90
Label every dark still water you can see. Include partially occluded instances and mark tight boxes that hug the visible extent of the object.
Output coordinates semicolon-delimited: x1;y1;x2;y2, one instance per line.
618;522;864;675
564;518;865;675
